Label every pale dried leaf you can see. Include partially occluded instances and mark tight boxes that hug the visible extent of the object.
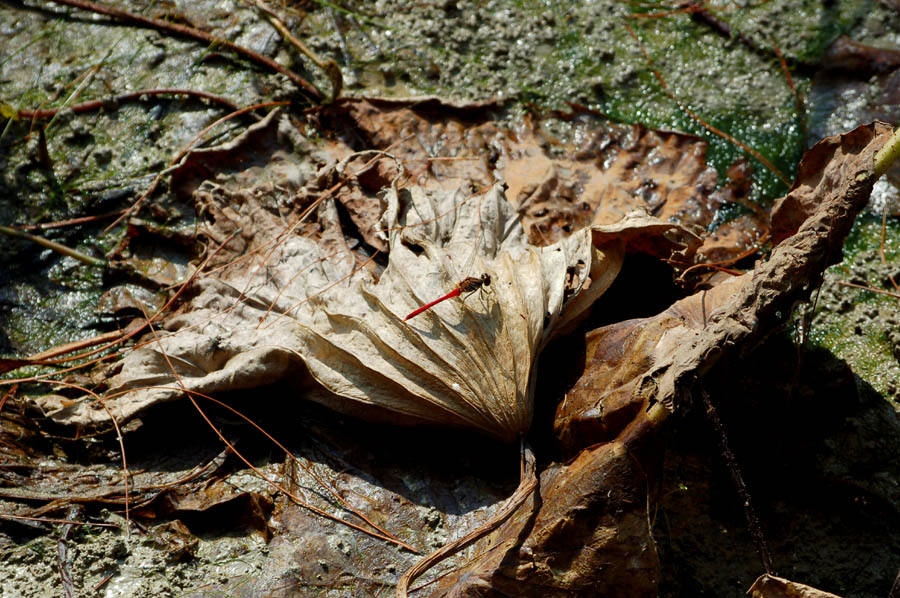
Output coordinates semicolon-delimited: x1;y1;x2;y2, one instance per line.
591;209;703;261
748;574;842;598
45;131;622;442
291;182;616;442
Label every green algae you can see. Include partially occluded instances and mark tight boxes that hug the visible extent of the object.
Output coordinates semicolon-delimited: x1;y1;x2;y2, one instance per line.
805;216;900;399
324;0;870;205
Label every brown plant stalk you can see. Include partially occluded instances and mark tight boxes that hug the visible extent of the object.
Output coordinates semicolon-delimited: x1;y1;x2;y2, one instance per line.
46;0;323;101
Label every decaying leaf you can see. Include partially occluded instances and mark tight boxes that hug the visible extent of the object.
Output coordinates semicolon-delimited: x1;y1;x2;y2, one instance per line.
637;121;893;416
290;180;612;442
429;121;892;596
144;520;200;563
151;487;274;540
748;573;842;598
559;119;891;456
590;208;702;262
40;102;710;445
501;122;717;232
770;122;895;243
433;414;662;598
320;98;754;252
40;109;637;444
555;273;743;456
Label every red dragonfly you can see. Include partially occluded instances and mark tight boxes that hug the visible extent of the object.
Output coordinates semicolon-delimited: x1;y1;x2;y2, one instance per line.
404;273;491;321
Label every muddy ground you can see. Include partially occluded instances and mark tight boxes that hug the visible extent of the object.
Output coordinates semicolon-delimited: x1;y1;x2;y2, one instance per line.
1;1;900;597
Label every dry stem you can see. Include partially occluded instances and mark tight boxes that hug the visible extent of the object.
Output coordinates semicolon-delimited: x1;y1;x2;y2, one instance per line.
395;438;538;598
47;0;323;101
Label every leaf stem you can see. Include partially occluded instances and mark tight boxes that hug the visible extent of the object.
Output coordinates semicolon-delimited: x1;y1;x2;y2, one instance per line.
16;89;240;120
48;0;323;102
396;438;537;597
875;125;900;177
252;0;340;101
0;225;107;268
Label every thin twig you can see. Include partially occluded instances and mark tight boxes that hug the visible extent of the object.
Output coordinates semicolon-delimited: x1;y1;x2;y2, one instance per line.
396;438;538;597
56;505;81;598
625;24;791;187
835;279;900;299
0;513;120;529
677;231;770;281
0;225;107;268
16;88;240;120
12;210;127;231
47;0;323;102
888;565;900;598
699;389;774;575
92;573;115;592
772;39;807;145
252;0;341;100
0;384;17;413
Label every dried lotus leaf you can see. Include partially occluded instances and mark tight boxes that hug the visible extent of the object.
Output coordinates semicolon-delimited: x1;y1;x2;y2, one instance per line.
65;174;622;441
291;182;622;442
